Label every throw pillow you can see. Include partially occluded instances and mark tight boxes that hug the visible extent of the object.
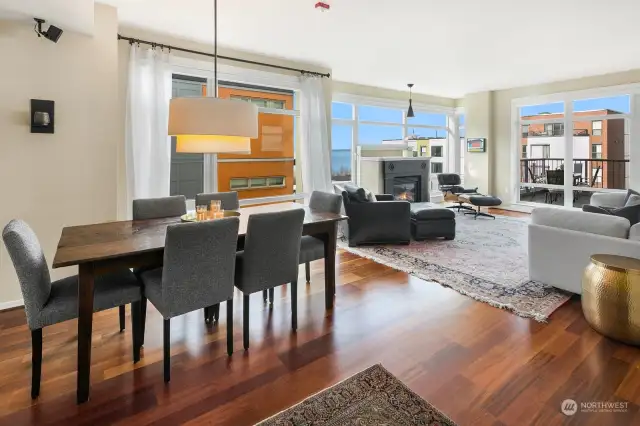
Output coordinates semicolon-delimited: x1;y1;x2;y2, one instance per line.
626;194;640;207
343;184;369;203
624;188;640;205
583;202;640;226
364;189;378;202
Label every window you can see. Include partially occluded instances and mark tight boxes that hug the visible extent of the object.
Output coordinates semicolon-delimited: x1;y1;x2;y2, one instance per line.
331;99;455;182
230;176;286;190
530;144;550;159
553;123;564;136
431;146;443;157
522;124;529;137
521;145;527;159
592;120;602;136
592;144;602;159
431;162;443;174
230;95;285;109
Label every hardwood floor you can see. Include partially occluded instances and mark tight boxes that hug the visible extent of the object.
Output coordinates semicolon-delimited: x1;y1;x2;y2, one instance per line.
0;209;639;425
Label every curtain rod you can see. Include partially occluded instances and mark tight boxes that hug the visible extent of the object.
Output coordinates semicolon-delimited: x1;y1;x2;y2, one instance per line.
117;34;331;78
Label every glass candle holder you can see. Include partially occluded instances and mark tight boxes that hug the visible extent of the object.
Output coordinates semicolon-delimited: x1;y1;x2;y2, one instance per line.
210;200;222;213
196;205;207;221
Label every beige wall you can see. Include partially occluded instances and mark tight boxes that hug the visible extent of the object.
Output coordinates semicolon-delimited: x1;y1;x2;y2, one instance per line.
462;91;493;194
0;4;119;306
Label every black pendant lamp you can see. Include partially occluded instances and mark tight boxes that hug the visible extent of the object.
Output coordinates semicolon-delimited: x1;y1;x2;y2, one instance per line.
406;83;415;118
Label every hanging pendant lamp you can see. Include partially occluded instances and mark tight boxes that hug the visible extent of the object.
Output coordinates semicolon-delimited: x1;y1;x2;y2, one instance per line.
168;0;258;153
406;83;415;118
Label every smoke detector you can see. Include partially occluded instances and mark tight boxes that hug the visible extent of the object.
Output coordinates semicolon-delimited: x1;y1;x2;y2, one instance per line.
315;2;330;12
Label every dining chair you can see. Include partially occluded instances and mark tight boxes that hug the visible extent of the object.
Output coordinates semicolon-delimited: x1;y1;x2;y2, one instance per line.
2;219;142;399
131;195;187;336
234;209;305;350
138;218;239;382
299;191;342;285
195;191;240;210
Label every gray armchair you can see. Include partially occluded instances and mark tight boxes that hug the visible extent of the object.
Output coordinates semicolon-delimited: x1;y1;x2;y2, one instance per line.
341;185;411;247
139;218;240;382
234;209;305;350
196;191;240;210
2;220;142;398
299;191;343;284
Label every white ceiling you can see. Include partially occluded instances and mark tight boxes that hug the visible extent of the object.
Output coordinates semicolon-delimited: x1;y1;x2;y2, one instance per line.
0;0;94;35
105;0;640;98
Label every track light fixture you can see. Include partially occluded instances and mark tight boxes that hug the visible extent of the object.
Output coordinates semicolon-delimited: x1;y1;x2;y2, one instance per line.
34;18;63;43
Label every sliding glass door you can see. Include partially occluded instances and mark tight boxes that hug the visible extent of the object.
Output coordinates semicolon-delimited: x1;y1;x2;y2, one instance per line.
516;92;634;208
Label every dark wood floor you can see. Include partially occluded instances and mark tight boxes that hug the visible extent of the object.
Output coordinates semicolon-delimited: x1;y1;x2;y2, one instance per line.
0;209;639;425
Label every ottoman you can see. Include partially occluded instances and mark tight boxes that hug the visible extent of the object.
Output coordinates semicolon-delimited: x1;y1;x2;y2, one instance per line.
463;195;502;219
410;203;456;240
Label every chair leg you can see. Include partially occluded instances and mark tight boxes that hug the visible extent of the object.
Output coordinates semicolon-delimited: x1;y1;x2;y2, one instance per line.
31;329;42;399
291;280;298;331
263;290;268;303
204;306;210;323
226;299;233;356
140;296;147;346
213;304;220;322
305;262;311;283
119;305;125;332
268;288;274;305
131;301;141;363
243;294;250;350
163;319;170;383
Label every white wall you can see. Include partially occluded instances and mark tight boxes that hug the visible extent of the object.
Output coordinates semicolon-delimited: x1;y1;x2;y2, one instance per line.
0;4;119;307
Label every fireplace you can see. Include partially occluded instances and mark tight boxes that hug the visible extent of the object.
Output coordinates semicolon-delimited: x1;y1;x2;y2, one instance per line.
382;159;430;203
392;176;421;202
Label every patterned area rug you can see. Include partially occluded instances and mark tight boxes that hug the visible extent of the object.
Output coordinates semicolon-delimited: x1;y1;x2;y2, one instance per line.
256;365;457;426
340;214;571;322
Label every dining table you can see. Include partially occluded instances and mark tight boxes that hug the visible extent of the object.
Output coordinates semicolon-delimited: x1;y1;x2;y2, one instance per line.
52;202;347;404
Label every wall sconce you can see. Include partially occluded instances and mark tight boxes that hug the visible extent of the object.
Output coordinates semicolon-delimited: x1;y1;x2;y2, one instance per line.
30;99;55;134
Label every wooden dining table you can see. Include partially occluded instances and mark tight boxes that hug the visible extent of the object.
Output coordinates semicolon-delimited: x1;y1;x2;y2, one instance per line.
52;202;347;404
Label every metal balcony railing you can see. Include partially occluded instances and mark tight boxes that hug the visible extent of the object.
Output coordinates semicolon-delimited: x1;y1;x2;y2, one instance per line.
520;158;629;190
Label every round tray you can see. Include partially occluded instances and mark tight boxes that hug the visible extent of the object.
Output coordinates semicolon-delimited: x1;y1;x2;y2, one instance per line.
181;210;241;222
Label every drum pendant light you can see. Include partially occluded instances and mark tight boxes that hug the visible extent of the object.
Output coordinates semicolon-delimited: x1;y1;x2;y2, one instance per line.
168;0;258;153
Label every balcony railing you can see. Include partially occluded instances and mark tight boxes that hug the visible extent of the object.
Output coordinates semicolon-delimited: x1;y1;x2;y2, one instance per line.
522;129;590;138
520;158;628;190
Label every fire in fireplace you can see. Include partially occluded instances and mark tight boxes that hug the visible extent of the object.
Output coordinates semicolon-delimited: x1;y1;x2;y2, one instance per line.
392;176;421;202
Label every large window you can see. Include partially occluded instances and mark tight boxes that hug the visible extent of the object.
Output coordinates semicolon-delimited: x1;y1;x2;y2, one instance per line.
331;98;455;182
170;75;299;201
516;94;632;208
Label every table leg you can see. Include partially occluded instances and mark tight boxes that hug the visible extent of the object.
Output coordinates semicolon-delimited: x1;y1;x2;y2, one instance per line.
323;223;337;310
77;263;95;404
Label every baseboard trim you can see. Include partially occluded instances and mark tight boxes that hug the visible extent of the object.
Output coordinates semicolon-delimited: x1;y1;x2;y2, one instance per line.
0;299;24;312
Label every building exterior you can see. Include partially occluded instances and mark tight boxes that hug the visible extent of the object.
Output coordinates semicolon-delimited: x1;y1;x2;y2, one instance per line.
521;109;626;189
170;76;295;201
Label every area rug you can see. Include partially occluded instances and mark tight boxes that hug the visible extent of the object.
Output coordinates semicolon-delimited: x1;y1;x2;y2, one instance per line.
340;214;570;322
256;364;457;426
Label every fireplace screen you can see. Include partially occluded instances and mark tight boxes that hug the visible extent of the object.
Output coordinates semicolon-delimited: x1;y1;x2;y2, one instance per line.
392;176;421;202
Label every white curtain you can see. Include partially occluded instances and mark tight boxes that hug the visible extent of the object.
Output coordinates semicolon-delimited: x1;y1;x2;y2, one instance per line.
125;45;172;217
300;76;333;194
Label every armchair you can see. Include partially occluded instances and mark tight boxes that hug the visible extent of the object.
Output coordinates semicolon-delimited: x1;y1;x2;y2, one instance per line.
437;173;478;212
341;189;411;247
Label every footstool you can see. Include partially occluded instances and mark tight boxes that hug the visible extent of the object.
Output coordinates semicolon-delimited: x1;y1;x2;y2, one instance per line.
410;203;456;240
463;195;502;219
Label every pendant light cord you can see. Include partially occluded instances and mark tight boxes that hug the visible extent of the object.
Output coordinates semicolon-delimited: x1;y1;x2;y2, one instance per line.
214;0;218;97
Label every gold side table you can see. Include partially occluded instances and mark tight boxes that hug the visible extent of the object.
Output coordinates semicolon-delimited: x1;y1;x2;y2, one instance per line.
582;254;640;345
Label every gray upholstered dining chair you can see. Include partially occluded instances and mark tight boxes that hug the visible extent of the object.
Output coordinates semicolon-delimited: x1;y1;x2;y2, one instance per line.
2;219;142;399
234;209;305;350
299;191;342;284
138;218;239;382
131;195;187;337
196;191;240;210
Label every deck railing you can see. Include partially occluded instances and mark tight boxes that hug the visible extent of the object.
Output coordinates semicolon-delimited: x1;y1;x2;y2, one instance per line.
520;158;628;189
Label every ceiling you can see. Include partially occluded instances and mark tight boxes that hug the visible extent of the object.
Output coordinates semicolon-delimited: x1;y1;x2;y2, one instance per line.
0;0;94;35
105;0;640;97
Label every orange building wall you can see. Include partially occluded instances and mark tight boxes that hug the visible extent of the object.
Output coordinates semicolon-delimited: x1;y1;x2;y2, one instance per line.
216;87;295;199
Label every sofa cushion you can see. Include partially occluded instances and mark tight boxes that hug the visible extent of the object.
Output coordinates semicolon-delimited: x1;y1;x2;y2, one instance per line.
583;199;640;226
343;184;369;203
624;188;640;205
532;207;629;239
631;223;640;241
